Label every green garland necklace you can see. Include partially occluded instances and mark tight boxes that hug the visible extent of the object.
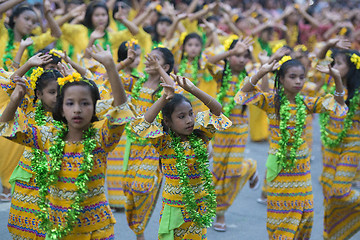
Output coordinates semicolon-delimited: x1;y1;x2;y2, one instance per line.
32;117;97;239
320;88;360;148
216;64;247;117
276;90;307;171
170;131;216;228
3;28;35;71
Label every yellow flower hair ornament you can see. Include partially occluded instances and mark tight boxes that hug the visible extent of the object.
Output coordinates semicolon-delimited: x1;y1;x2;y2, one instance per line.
155;4;162;12
49;49;63;58
278;55;292;70
339;27;347;36
57;72;90;90
125;39;139;48
294;45;308;52
350;53;360;69
30;67;44;89
224;35;239;51
272;43;284;54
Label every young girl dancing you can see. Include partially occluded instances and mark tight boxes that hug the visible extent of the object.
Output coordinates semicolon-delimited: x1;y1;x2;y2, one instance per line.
131;66;231;240
208;36;259;231
319;48;360;240
0;45;134;239
236;58;347;239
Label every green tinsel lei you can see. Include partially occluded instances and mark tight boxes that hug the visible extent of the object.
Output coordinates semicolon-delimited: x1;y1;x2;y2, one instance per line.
276;90;307;171
170;131;216;228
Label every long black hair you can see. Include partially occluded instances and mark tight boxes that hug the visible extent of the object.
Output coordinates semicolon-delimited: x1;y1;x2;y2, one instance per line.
117;40;140;62
83;1;110;29
52;80;100;123
332;49;360;105
161;94;208;141
273;59;307;119
33;69;63;104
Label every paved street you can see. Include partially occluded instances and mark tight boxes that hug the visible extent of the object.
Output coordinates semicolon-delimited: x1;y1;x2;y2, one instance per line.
1;115;360;239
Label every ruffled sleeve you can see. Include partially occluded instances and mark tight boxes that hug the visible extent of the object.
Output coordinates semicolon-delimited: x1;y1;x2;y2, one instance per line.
234;82;273;111
305;94;348;117
195;110;232;139
96;101;135;153
131;115;164;139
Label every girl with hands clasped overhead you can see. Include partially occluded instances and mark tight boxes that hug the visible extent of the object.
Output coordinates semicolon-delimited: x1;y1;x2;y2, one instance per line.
207;36;259;232
318;49;360;240
131;72;231;240
236;56;347;240
120;47;175;240
0;44;135;240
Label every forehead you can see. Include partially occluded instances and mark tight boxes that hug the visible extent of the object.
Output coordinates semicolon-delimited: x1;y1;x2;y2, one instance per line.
185;38;202;45
93;7;107;14
334;54;347;63
19;10;36;18
284;66;305;75
150;50;164;60
43;80;58;89
172;101;192;113
63;85;93;99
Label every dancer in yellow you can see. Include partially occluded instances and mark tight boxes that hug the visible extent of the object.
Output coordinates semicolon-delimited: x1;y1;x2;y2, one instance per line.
236;57;347;239
208;36;259;231
0;45;134;239
131;68;231;240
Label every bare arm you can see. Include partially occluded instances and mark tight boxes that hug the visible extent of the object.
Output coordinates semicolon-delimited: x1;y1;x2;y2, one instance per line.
0;0;24;16
316;64;345;105
317;38;351;59
43;0;62;38
241;61;279;92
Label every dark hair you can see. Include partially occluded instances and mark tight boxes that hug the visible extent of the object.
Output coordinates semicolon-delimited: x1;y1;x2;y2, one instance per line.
151;47;174;100
117;40;140;62
332;49;360;105
161;94;208;141
52;80;100;123
152;16;172;43
33;69;63;104
9;4;35;29
274;59;307;119
180;32;203;65
83;1;109;29
221;39;250;113
36;49;62;67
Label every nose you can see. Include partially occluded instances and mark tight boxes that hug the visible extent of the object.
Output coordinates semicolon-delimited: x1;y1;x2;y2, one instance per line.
74;103;81;113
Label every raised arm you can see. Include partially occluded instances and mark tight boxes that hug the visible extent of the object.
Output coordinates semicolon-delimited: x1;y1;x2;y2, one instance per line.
114;11;139;35
317;38;351;60
316;64;345;105
0;76;26;122
43;0;62;38
12;53;52;78
0;0;24;16
88;44;127;106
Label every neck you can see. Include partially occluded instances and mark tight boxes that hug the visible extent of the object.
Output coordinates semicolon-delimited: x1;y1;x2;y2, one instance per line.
187;56;194;62
13;29;23;42
66;127;86;142
231;69;242;76
284;91;297;104
147;74;160;83
123;67;132;75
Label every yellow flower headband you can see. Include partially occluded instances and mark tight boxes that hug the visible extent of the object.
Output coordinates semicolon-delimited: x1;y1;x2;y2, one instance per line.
30;67;44;89
224;35;239;51
278;55;292;70
325;49;332;59
57;72;91;90
125;38;139;48
49;49;63;58
350;53;360;69
232;14;239;23
272;43;284;54
339;27;347;36
155;4;162;12
294;44;308;52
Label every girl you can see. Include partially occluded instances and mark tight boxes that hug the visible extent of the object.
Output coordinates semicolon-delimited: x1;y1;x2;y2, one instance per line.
121;47;174;240
207;37;259;231
0;45;134;239
0;2;62;70
152;16;172;48
236;58;347;239
131;68;231;240
319;49;360;240
176;32;216;114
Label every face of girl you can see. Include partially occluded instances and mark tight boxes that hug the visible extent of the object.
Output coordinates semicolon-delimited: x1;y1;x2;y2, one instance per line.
37;80;58;111
14;10;37;36
184;38;202;59
333;54;349;79
228;51;250;73
156;21;171;38
280;66;306;95
129;48;141;69
117;1;131;18
166;101;195;138
91;7;108;28
144;50;169;75
62;85;94;132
